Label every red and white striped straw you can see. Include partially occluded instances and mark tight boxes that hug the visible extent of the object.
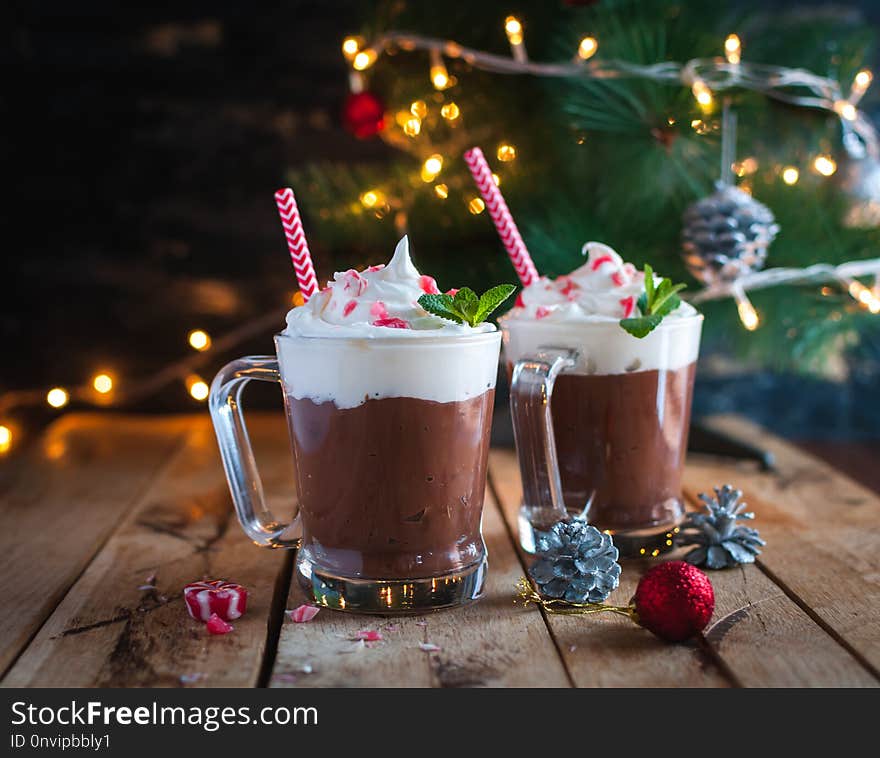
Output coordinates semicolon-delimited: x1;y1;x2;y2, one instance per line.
274;188;319;301
463;147;539;287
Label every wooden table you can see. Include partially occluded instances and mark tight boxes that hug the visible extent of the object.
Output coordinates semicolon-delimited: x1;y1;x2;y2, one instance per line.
1;413;878;688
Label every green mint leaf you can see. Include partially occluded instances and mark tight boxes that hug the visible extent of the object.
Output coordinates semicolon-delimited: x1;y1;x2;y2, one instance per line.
636;292;648;316
418;294;464;324
649;282;686;316
643;263;655;303
653;291;683;318
620;314;663;338
452;287;480;325
475;284;516;324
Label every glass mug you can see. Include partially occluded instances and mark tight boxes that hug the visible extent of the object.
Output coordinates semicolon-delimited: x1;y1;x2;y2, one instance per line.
209;331;501;613
502;315;703;557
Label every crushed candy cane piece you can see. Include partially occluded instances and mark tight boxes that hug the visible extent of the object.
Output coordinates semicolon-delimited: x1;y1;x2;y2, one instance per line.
445;288;459;297
183;579;248;622
343;299;357;317
370;301;389;319
610;271;625;287
535;306;552;320
591;254;614;271
206;613;234;635
515;292;525;308
355;630;383;641
620;295;635;319
288;605;320;623
373;317;410;329
419;642;441;652
419;275;440;294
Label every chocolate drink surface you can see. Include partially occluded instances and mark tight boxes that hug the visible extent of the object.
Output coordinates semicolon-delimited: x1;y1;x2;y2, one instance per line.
285;391;495;579
550;364;696;531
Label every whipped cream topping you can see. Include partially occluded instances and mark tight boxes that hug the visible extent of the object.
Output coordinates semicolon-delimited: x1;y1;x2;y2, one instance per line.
506;242;697;323
501;242;702;375
284;235;494;339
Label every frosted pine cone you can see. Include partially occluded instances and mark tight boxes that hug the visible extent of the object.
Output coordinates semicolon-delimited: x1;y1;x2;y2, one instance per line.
678;484;766;569
528;521;621;603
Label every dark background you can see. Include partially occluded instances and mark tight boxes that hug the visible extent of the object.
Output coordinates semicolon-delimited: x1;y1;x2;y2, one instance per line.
3;1;880;483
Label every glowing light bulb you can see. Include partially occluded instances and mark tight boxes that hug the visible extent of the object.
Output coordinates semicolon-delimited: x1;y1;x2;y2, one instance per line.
834;100;857;121
724;34;741;64
468;197;486;215
291;291;305;307
434;183;449;199
848;280;880;313
497;143;516;162
47;388;69;409
440;102;460;121
578;36;598;61
0;425;11;454
504;16;523;45
735;294;760;331
692;80;713;109
403;117;421;136
410;100;427;119
187;376;209;401
429;49;451;90
813;155;837;177
492;173;501;186
352;49;377;71
188;329;211;351
360;189;384;208
853;69;873;93
341;37;360;61
93;374;113;394
421;154;443;182
782;166;800;185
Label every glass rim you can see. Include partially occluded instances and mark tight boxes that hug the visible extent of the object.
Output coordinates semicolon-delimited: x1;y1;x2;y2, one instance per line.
500;312;704;332
274;328;502;347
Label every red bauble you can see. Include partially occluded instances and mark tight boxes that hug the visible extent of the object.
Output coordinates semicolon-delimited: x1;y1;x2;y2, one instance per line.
633;561;715;642
342;92;386;138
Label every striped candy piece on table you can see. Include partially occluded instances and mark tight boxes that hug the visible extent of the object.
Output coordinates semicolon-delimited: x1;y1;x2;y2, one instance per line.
274;188;319;301
463;147;539;287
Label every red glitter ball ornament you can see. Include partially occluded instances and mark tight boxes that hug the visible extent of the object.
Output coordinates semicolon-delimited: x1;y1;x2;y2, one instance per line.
342;91;386;138
633;561;715;642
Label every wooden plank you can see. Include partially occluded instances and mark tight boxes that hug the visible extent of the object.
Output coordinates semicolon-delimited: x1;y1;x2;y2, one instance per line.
270;485;570;688
2;414;292;687
0;414;189;678
488;450;729;688
684;414;880;679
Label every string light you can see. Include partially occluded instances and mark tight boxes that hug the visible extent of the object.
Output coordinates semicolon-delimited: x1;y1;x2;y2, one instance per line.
782;166;800;185
352;48;377;71
430;48;450;90
724;34;741;65
410;100;427;119
420;154;443;182
733;157;758;176
577;36;598;61
188;329;211;351
440;102;460;121
504;16;527;63
492;172;501;186
734;290;760;331
468;197;486;214
847;279;880;313
692;79;713;110
47;388;69;409
187;375;210;401
813;155;837;176
341;36;361;61
850;69;873;104
0;425;11;454
92;374;114;394
403;117;421;136
291;291;305;307
359;189;384;208
833;100;857;121
497;143;517;161
434;183;449;199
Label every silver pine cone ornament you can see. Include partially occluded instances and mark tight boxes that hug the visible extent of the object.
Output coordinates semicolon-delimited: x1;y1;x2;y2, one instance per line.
678;485;766;569
682;184;779;285
528;521;621;603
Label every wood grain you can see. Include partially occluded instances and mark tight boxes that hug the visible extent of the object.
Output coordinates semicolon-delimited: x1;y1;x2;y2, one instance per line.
488;450;729;688
684;414;880;679
2;414;293;688
270;485;570;688
0;414;189;678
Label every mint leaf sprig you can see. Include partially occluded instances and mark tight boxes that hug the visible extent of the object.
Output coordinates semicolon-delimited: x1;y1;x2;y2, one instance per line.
418;284;516;327
620;264;687;338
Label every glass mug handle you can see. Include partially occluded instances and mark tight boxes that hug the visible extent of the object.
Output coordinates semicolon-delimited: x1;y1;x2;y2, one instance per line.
209;355;301;549
509;347;578;532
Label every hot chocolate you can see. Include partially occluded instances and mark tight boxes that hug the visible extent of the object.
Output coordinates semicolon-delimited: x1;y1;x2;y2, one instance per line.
502;242;702;554
277;236;502;609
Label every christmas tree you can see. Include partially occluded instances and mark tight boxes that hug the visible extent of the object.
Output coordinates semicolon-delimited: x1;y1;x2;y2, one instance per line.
291;0;880;401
